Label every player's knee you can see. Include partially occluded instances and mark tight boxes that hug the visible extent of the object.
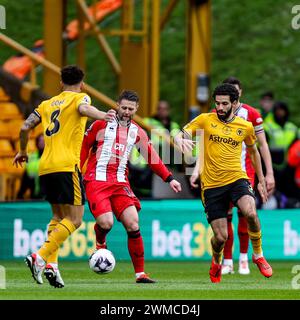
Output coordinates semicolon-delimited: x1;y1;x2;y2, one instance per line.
99;220;113;230
125;221;139;232
214;231;228;245
246;208;257;224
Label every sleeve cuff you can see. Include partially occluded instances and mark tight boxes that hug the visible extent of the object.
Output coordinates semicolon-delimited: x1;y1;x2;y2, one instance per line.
165;175;174;183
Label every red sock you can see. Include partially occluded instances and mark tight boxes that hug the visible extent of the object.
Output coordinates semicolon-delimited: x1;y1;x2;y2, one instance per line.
127;229;144;273
94;223;110;248
223;215;233;259
238;212;249;254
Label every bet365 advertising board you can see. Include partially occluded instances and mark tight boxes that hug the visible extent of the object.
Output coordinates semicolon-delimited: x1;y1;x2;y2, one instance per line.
0;201;300;261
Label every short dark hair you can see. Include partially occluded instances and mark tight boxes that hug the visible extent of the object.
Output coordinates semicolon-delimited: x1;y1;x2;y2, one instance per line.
212;83;239;103
260;91;274;100
118;90;139;104
61;65;84;85
223;76;242;89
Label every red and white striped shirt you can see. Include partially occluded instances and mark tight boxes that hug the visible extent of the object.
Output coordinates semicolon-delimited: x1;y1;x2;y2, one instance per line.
80;119;172;183
234;103;264;179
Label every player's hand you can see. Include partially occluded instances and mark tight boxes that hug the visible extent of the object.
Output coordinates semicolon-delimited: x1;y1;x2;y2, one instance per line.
13;151;28;168
104;109;116;122
257;180;268;204
174;136;195;153
265;173;275;196
169;179;182;193
189;173;199;188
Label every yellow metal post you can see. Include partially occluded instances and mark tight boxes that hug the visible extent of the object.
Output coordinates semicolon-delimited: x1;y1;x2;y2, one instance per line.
186;0;211;120
160;0;179;31
121;0;134;43
43;0;65;96
77;0;121;75
119;0;149;118
77;0;86;71
149;0;161;116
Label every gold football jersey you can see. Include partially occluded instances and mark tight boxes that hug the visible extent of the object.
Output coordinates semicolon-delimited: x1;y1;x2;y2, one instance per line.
183;113;256;190
34;91;91;175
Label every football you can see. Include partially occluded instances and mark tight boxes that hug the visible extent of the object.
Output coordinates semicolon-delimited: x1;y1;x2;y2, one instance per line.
89;249;116;274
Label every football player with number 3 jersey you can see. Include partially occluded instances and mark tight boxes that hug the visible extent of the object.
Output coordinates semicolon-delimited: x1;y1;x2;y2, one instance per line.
13;65;116;288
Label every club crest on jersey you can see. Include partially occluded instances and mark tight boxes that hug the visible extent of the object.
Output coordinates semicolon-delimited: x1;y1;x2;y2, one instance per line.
82;96;89;104
236;128;244;136
222;126;232;135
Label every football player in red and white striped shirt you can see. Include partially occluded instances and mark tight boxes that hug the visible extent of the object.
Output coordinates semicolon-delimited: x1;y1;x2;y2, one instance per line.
80;90;181;283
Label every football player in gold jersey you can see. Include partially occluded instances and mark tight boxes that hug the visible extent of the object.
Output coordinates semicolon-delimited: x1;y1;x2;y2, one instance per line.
175;83;272;283
13;65;116;288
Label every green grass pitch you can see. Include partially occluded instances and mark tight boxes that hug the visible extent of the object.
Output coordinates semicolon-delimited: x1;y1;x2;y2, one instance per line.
0;261;299;300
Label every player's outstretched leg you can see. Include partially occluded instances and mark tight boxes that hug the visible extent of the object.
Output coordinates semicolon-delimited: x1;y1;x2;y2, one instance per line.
44;264;65;288
249;230;272;278
127;229;156;284
237;195;272;278
25;253;45;284
94;223;110;250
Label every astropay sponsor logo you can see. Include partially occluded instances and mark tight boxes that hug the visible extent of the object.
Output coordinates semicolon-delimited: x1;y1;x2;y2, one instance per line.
13;219;47;257
284;220;300;256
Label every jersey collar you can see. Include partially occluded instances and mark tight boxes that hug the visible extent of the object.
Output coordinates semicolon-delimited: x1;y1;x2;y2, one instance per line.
234;102;243;115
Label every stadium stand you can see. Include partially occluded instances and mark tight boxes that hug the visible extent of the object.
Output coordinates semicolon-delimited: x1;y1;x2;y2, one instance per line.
0;86;25;200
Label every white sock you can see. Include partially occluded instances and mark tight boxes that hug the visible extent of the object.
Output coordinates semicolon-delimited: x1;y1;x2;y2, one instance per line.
36;253;46;266
135;272;145;278
239;253;248;261
223;259;233;266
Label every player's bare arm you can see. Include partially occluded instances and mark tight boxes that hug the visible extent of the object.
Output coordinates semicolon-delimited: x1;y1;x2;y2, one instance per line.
13;112;41;168
79;104;116;121
247;143;268;203
174;131;195;153
256;132;275;195
190;156;200;188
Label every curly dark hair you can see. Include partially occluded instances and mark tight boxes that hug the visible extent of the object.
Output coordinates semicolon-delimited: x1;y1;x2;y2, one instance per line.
118;90;139;104
223;76;242;89
61;65;84;85
212;83;239;103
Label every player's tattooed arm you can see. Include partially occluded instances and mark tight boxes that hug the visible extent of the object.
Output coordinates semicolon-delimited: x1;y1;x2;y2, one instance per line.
19;113;41;151
13;113;41;168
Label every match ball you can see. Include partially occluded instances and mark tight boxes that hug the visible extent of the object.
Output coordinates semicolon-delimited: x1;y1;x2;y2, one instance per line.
89;249;116;274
